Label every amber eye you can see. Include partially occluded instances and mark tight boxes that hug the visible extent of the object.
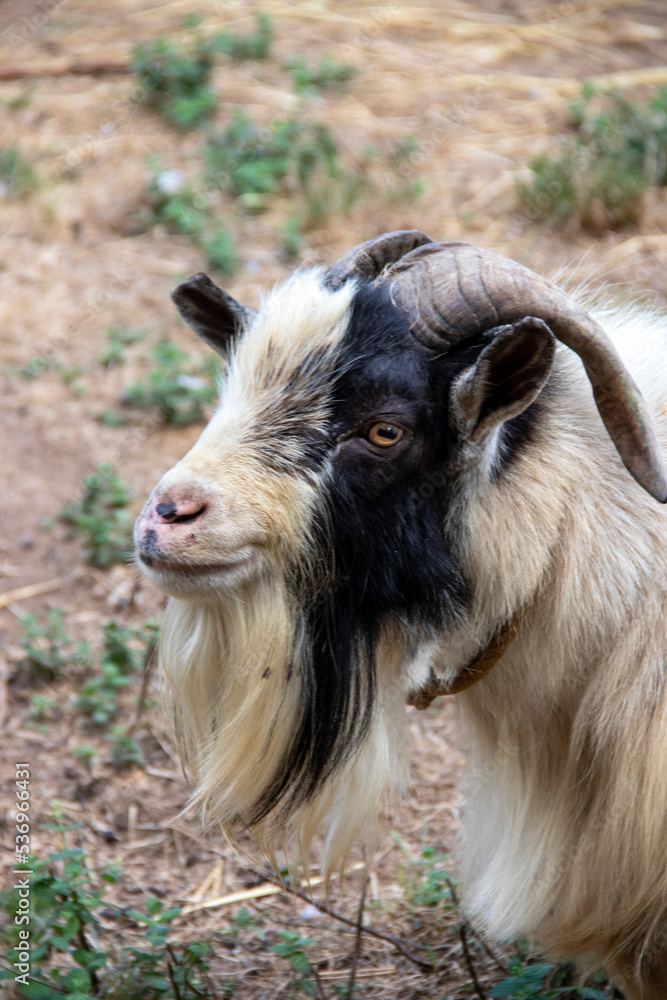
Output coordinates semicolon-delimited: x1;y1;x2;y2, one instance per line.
367;422;404;447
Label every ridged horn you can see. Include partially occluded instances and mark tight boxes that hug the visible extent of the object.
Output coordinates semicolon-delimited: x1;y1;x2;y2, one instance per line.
324;230;434;290
325;233;666;503
379;240;667;503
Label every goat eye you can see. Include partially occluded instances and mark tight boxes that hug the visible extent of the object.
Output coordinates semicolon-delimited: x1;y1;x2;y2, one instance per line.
367;422;404;447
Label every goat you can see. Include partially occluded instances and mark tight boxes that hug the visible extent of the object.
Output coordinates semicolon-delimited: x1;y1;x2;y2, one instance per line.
134;232;667;999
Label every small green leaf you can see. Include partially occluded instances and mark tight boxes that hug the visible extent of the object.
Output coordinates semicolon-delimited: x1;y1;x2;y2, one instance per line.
16;981;61;1000
143;973;170;990
290;951;311;975
65;969;91;992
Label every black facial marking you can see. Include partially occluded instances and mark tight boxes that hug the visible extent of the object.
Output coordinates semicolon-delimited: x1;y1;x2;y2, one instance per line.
249;284;469;823
138;528;165;566
247;285;553;828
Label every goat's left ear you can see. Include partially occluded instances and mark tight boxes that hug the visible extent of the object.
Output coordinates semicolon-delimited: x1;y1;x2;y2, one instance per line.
450;316;556;443
171;273;256;359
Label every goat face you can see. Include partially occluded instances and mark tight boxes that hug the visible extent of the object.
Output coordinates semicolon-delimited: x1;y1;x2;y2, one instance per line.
134;272;558;627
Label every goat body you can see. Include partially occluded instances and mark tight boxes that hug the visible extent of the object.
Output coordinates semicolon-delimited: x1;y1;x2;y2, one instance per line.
135;238;667;998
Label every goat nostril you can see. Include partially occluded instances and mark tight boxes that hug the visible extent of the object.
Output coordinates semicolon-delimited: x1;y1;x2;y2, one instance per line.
155;500;206;525
172;506;206;525
156;501;178;521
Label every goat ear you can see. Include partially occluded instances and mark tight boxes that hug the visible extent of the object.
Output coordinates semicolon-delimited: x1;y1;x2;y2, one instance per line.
450;316;556;443
171;273;256;358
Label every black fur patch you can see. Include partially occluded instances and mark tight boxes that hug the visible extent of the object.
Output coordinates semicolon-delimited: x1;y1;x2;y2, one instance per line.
249;285;470;823
248;285;551;827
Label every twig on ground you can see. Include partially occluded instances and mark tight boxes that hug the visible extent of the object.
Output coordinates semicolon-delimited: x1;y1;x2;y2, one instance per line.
276;880;434;972
311;963;329;1000
478;935;509;974
0;577;64;610
0;60;129;81
445;874;495;995
444;873;506;969
166;944;206;999
347;876;368;999
127;642;157;731
460;922;488;1000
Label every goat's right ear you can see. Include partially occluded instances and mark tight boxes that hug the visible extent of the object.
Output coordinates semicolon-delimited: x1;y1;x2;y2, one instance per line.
450;317;556;444
170;273;256;358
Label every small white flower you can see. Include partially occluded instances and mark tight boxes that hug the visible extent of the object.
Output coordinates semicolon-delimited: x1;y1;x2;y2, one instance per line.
176;375;206;390
156;169;187;195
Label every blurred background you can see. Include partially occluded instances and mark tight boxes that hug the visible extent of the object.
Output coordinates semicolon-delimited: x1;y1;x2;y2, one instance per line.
1;1;666;997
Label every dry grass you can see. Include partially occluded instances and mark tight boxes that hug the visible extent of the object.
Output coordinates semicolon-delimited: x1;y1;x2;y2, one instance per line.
1;0;667;996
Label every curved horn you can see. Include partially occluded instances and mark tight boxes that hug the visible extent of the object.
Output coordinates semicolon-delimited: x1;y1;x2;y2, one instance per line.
376;240;667;503
324;230;434;290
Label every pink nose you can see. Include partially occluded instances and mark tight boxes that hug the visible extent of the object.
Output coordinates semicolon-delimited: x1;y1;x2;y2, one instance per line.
135;493;208;567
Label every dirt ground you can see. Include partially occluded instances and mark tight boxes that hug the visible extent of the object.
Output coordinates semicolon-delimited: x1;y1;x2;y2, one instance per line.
1;1;667;997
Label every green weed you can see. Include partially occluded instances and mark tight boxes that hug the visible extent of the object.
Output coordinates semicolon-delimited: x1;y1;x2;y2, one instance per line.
131;33;218;129
145;172;237;275
200;223;237;276
228;906;266;942
6;86;36;111
98;409;126;427
107;725;143;768
20;356;50;379
490;959;609;998
331;985;362;999
281;215;302;259
17;608;91;681
0;813;212;999
393;832;454;914
72;619;159;726
122;341;220;424
72;745;97;768
269;931;319;998
386;135;426;205
205;111;304;201
131;14;272;129
204;111;360;224
27;693;58;721
73;666;131;726
0;146;38;198
211;12;273;61
99;327;146;368
0;808;116;997
283;54;356;95
519;83;667;231
59;464;133;568
4;356;85;391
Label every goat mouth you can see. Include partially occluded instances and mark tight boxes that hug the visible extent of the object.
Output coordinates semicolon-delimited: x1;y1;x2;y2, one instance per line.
138;549;258;580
